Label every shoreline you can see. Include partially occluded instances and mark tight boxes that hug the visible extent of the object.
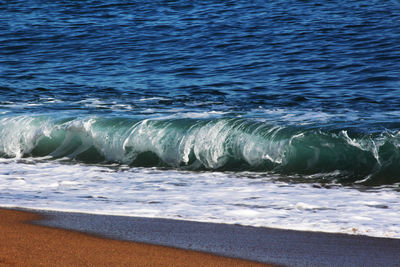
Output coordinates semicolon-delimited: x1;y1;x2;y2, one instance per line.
0;208;271;266
3;207;400;266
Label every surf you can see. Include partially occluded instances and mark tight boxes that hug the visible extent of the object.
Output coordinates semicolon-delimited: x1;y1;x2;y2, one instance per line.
0;115;399;185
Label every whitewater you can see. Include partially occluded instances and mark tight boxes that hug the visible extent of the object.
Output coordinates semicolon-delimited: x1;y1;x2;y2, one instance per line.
0;114;400;238
1;115;400;185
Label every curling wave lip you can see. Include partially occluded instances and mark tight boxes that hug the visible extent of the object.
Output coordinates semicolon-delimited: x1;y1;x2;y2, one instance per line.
0;115;399;185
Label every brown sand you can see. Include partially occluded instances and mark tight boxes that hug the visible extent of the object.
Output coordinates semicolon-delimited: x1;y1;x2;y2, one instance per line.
0;209;272;266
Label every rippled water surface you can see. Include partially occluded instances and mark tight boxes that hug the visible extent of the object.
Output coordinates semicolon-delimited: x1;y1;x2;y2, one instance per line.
2;1;400;127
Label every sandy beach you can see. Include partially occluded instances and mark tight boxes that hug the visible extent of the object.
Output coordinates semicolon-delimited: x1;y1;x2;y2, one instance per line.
0;208;271;266
1;208;400;266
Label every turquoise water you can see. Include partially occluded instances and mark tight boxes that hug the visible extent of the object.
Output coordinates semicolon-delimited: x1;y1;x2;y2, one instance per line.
1;115;400;185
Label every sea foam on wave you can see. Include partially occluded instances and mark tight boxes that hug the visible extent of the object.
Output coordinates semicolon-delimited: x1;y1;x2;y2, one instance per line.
0;114;400;185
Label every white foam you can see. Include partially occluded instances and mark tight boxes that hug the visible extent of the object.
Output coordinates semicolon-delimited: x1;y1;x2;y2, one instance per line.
139;97;168;101
0;158;399;238
250;107;364;127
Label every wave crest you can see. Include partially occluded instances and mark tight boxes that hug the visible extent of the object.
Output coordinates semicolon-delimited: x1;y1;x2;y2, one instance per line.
1;115;399;185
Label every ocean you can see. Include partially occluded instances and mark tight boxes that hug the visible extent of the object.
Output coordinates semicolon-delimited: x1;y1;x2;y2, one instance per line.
1;0;400;238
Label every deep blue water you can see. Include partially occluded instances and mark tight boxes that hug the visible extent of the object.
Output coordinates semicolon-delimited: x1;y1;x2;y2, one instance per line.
1;1;400;185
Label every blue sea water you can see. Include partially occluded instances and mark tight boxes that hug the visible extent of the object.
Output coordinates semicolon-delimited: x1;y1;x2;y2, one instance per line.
1;1;400;237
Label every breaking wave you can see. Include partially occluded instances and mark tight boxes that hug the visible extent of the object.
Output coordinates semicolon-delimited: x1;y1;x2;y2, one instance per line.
1;115;400;185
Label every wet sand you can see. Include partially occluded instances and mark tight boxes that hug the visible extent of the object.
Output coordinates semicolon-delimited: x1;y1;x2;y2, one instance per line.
2;208;400;266
37;209;400;266
0;208;270;266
